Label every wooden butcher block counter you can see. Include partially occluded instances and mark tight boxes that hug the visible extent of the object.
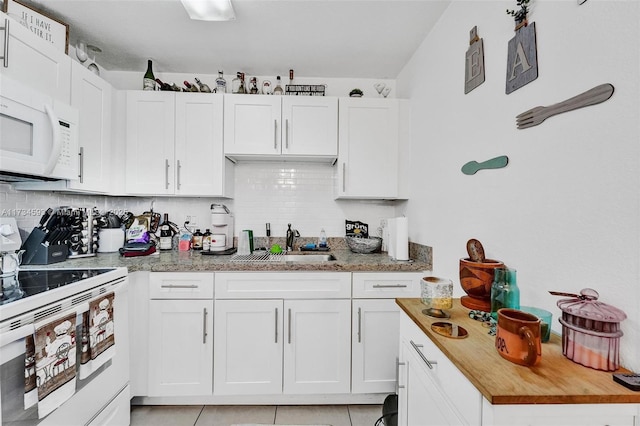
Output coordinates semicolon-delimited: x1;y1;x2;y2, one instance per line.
396;298;640;405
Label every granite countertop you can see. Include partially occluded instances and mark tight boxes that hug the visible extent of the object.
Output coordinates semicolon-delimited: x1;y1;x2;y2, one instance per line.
25;248;431;273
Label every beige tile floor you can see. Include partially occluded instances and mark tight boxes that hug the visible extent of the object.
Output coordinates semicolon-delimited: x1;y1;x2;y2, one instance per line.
130;404;383;426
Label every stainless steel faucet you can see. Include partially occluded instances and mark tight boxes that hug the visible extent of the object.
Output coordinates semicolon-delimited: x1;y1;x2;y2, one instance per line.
286;223;300;252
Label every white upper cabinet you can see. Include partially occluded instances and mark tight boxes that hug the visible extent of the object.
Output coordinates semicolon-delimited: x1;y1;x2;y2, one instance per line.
336;98;407;200
281;97;338;157
224;94;338;161
69;61;112;192
125;91;232;197
224;95;281;157
126;91;175;195
0;12;71;103
175;93;231;196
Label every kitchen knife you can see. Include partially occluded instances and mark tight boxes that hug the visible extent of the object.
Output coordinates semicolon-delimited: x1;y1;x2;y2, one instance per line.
37;208;53;229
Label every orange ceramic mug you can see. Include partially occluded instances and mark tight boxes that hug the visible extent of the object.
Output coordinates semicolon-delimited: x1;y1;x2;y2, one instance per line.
495;308;542;366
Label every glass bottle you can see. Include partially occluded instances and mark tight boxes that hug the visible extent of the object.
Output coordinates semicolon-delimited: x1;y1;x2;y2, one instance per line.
490;267;519;320
143;60;156;91
273;76;284;95
203;229;212;252
159;213;172;250
249;77;258;94
215;71;227;93
183;80;199;92
195;78;211;93
232;72;242;93
238;72;246;94
192;229;203;250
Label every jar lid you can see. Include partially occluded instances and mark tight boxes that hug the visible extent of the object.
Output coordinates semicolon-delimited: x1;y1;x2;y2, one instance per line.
556;288;627;323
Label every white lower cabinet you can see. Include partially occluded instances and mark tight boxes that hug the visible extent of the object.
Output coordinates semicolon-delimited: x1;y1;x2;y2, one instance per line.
147;273;214;396
398;313;482;426
214;299;283;395
351;299;402;394
351;272;422;394
283;299;351;394
214;272;352;396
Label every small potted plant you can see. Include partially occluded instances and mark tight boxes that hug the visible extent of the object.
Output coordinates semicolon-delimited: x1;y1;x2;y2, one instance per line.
507;0;531;28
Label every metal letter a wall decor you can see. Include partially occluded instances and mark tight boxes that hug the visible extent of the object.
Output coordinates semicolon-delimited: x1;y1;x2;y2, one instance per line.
505;21;538;94
464;26;485;94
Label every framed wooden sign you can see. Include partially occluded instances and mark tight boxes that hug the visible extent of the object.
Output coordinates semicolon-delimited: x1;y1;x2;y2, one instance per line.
505;21;538;94
464;26;485;94
3;0;69;53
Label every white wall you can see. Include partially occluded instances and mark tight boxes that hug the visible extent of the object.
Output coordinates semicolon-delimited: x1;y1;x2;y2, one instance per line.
397;0;640;371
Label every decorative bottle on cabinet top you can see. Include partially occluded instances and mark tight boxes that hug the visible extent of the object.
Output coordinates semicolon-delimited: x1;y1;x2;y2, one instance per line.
143;60;156;91
215;71;227;93
273;76;284;95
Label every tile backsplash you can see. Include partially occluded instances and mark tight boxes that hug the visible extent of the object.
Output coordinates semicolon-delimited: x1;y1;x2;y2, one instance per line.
1;162;401;240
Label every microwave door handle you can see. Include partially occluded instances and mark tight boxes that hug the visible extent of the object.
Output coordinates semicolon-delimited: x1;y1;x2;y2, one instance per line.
43;104;62;175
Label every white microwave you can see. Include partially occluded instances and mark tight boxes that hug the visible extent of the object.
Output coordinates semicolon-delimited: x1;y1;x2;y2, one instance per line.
0;75;78;181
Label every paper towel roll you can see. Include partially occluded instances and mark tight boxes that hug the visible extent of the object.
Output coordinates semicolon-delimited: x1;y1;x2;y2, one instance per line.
395;217;409;261
387;218;397;259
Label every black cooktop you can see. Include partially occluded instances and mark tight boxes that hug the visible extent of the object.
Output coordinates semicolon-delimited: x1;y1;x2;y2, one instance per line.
0;269;114;306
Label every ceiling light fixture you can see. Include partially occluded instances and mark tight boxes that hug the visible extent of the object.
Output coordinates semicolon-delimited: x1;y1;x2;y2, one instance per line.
180;0;235;21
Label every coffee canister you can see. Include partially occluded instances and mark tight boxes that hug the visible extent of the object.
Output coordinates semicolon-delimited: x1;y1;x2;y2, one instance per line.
555;288;626;371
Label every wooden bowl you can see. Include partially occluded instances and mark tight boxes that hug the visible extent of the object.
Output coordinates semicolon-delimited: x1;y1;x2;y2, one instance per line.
459;257;504;311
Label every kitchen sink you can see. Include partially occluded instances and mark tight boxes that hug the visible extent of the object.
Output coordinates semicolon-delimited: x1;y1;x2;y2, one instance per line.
230;253;336;262
278;254;336;262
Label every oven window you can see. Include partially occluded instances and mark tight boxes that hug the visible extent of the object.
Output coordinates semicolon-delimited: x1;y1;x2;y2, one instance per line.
0;113;33;156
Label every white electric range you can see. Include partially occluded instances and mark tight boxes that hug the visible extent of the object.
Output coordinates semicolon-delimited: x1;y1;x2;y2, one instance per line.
0;267;130;426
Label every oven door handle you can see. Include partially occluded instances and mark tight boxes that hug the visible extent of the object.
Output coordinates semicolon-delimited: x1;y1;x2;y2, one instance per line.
0;323;35;361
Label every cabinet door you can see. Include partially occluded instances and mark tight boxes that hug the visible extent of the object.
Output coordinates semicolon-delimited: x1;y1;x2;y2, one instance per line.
337;98;399;199
0;12;71;103
223;94;281;156
175;93;226;196
69;61;112;193
214;299;283;395
283;299;351;394
403;341;462;426
282;97;338;157
125;91;175;195
148;299;213;396
352;299;401;394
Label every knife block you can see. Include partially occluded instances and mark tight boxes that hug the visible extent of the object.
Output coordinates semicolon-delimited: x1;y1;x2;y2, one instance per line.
21;228;69;265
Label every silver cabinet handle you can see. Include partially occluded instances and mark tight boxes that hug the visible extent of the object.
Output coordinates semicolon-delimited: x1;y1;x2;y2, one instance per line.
275;307;279;343
357;307;362;343
397;360;406;390
287;308;292;344
160;284;198;289
202;307;208;344
274;119;278;150
410;340;436;369
165;159;170;189
1;19;8;68
78;147;84;183
285;118;289;149
342;163;346;192
373;284;408;288
176;160;182;190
